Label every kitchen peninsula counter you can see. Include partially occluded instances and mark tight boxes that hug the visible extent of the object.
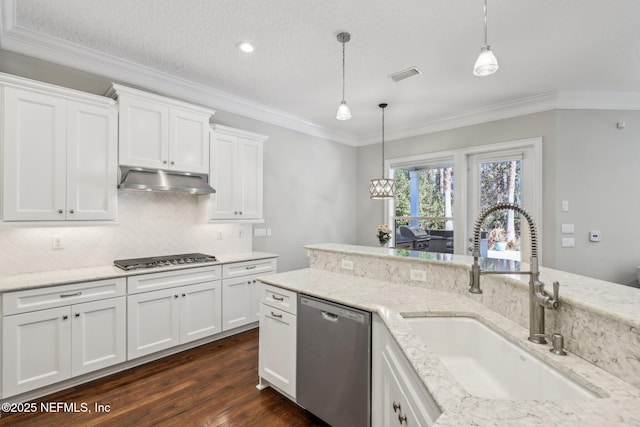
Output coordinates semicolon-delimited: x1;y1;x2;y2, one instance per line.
258;244;640;426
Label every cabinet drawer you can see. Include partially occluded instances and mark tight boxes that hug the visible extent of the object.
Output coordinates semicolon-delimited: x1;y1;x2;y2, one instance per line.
3;278;126;316
260;283;297;315
127;266;221;294
223;258;277;279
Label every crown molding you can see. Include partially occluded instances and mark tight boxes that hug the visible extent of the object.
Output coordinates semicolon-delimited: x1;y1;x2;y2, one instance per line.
3;1;640;149
0;2;358;146
358;90;640;146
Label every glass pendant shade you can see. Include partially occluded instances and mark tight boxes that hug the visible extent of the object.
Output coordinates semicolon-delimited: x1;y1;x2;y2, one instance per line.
473;46;499;76
369;178;396;199
336;101;352;120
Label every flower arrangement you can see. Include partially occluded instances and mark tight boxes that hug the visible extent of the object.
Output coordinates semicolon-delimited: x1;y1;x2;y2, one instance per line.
376;224;392;246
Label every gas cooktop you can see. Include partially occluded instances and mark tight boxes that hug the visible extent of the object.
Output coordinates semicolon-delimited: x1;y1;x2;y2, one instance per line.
114;253;217;271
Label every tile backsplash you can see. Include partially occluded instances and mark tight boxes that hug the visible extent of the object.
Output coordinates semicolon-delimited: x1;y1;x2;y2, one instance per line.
0;191;252;275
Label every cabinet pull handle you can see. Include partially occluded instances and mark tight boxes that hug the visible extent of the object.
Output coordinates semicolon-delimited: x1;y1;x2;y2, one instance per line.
75;313;80;318
62;315;68;320
60;292;82;298
393;401;401;413
270;311;282;319
398;413;407;424
272;295;284;301
245;265;257;270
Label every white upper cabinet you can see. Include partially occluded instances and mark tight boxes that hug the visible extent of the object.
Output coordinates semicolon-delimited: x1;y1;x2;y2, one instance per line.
1;74;118;222
107;84;214;174
209;125;267;221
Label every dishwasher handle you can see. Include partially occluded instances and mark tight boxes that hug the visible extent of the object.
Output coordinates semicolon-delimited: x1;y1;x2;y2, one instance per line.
321;310;339;322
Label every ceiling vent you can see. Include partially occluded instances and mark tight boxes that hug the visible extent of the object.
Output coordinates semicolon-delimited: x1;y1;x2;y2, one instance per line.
389;67;422;82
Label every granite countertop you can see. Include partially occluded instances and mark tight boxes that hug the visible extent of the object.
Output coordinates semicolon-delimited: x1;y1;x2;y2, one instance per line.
258;266;640;426
0;251;278;293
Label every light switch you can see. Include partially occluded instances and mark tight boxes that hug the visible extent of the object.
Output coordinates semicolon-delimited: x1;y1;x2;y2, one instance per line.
561;238;575;248
561;201;569;212
561;224;575;234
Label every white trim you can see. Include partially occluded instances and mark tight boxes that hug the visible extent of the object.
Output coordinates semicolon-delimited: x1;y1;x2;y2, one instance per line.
3;1;640;147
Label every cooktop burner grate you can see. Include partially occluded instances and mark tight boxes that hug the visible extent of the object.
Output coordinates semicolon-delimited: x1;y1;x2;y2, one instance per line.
114;253;217;271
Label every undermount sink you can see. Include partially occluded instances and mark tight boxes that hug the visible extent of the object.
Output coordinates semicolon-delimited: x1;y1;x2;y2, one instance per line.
403;316;599;400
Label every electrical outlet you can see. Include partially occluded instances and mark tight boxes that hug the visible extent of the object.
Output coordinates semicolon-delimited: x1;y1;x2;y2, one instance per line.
217;229;223;240
561;224;575;234
561;237;575;248
52;235;64;250
410;269;427;282
341;260;354;270
254;228;267;237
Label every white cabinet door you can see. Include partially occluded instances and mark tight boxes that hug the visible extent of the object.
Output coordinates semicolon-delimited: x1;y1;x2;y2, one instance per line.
209;131;238;218
127;288;180;359
237;137;263;219
379;350;423;427
71;297;126;376
2;87;67;221
2;307;72;397
169;108;209;174
66;100;118;220
118;96;169;169
180;281;222;343
222;276;253;331
258;304;296;398
209;125;267;221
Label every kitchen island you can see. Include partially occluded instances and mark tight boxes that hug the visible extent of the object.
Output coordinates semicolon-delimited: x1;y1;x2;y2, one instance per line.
258;244;640;426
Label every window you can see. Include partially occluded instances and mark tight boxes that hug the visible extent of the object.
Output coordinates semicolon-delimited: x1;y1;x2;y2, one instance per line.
390;158;455;253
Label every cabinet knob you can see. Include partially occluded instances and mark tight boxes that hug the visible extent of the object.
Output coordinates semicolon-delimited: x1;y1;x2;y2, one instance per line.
69;209;75;214
58;209;64;214
398;413;407;424
182;293;186;297
163;160;168;164
174;294;179;298
171;161;175;165
62;315;68;320
239;211;243;215
75;313;80;318
393;401;401;413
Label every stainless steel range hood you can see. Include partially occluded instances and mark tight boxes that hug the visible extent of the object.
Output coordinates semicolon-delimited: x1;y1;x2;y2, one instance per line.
118;166;215;195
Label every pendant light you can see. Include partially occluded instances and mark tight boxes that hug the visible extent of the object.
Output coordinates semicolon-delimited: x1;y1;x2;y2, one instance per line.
336;32;352;120
369;103;395;199
473;0;499;77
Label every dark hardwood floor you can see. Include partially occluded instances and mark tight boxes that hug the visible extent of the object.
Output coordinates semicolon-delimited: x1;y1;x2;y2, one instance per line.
0;329;326;426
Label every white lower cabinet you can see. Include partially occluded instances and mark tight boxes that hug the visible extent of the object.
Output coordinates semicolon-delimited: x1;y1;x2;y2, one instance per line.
372;315;441;427
128;280;222;359
258;283;296;399
2;296;126;398
221;258;276;332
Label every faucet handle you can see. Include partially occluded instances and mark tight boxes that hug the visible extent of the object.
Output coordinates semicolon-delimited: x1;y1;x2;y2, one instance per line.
553;281;560;300
549;281;561;309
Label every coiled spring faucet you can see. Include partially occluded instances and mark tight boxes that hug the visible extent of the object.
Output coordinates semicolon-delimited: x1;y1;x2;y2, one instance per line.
468;203;561;344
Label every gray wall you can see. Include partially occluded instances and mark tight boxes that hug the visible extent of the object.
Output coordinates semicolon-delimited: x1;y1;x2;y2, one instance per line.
554;110;640;285
1;50;358;273
357;110;640;285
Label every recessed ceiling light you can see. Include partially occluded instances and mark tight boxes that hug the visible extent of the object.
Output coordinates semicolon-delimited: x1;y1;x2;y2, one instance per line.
237;42;254;53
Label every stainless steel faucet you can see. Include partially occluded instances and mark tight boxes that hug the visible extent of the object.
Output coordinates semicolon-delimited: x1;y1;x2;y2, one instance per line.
468;202;560;344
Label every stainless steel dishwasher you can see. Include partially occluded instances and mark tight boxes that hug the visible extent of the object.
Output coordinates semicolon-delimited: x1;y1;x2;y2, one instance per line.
297;294;371;427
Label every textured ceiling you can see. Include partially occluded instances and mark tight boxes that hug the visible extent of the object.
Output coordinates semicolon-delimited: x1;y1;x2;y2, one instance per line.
7;0;640;143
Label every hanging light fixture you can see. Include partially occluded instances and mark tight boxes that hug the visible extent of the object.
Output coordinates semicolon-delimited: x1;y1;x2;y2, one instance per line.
370;103;395;199
336;32;352;120
473;0;499;77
